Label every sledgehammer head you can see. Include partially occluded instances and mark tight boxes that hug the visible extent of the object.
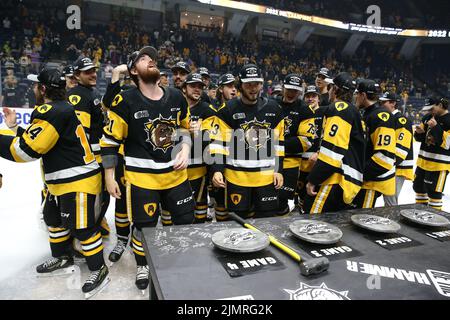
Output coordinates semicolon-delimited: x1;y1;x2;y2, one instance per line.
299;257;329;276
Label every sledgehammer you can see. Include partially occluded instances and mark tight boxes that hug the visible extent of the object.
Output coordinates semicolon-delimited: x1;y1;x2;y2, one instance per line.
228;212;329;276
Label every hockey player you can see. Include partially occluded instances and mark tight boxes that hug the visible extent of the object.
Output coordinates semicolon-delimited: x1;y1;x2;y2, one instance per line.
275;74;316;215
159;71;169;88
379;92;414;206
210;73;237;221
211;64;284;219
63;65;77;90
353;80;396;208
297;85;323;212
198;67;212;104
100;46;194;291
182;73;216;223
171;61;190;89
413;97;450;210
0;68;109;297
101;63;135;263
215;73;237;108
69;57;110;236
304;72;365;213
315;68;332;106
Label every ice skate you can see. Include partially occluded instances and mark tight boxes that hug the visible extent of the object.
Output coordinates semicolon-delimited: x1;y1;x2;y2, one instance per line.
108;238;128;265
82;264;110;299
135;265;150;295
36;256;75;277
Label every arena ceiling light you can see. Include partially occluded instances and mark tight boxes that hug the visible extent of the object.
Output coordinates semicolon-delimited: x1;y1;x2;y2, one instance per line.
197;0;449;38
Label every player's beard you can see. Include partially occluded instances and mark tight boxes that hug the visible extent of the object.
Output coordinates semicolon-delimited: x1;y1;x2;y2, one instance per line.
241;89;258;104
140;67;160;84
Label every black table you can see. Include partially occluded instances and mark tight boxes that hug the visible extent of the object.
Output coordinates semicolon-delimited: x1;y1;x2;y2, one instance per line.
142;204;450;300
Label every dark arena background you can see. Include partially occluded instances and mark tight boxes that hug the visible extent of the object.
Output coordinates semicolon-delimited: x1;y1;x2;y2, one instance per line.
0;0;449;308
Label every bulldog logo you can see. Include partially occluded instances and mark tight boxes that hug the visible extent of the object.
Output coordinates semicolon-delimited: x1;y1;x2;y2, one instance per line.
240;118;271;151
144;203;157;217
284;283;350;300
230;194;242;205
144;115;177;152
68;95;81;106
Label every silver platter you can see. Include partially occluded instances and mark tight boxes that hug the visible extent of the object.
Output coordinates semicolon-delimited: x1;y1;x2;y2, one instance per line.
289;220;343;244
351;214;401;233
400;209;450;227
211;228;270;253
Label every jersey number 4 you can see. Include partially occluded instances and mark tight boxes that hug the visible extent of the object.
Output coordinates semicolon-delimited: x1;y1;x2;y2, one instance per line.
26;126;43;140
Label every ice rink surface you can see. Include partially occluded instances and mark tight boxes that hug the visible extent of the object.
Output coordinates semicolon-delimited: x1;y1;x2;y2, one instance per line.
0;142;448;299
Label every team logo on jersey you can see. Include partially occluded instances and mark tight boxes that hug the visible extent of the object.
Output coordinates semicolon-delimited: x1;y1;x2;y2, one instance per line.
37;104;52;114
144;203;157;217
144;115;177;152
284;283;350;300
378;112;390;122
335;102;349;111
399;117;407;125
284;116;293;135
230;194;242;205
240;118;271;151
111;94;123;107
68;95;81;106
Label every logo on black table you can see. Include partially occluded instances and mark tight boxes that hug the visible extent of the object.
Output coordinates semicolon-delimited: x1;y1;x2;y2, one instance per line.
284;283;351;300
241;118;271;151
144;115;176;152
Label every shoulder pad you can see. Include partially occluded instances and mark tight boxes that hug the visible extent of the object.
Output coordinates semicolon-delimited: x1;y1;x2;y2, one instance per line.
36;104;53;114
377;112;391;122
68;94;82;106
111;94;124;108
398;117;407;125
334;101;349;111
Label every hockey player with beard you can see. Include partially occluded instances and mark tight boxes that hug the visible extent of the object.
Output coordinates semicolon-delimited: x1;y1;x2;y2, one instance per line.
101;63;136;263
210;64;285;219
100;46;194;292
171;61;191;90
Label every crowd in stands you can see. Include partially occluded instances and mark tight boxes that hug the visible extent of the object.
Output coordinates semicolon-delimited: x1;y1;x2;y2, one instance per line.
1;0;449;116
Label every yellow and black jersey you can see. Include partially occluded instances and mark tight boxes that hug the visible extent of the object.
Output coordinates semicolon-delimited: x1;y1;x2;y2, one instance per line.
361;103;397;195
210;97;285;187
101;81;134;157
100;86;191;190
392;110;414;180
67;84;104;159
300;104;326;173
415;113;450;172
187;101;217;180
307;100;365;204
0;101;101;196
274;97;315;169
